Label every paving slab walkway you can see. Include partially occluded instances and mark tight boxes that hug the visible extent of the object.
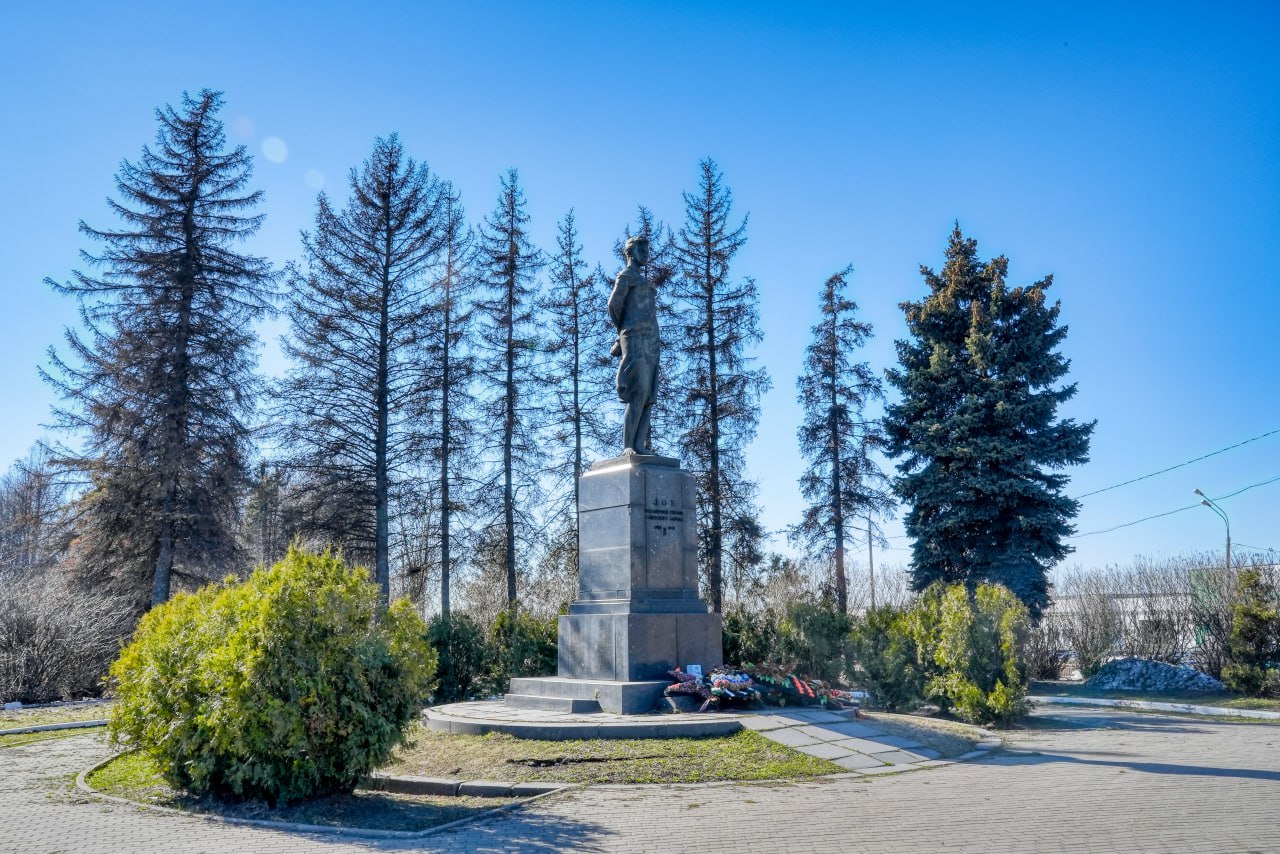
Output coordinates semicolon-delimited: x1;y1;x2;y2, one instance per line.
3;705;1278;853
737;707;980;771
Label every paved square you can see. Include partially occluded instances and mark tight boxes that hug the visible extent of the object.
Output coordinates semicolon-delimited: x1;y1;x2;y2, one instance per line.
3;707;1278;853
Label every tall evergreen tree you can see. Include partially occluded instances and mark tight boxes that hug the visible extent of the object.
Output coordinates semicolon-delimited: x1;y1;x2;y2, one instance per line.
275;134;449;603
542;210;614;525
421;189;475;618
884;226;1094;619
473;169;544;614
791;267;893;614
44;90;274;611
669;159;770;612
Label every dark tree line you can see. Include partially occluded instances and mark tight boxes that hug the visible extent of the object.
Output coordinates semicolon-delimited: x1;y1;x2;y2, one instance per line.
36;89;1091;631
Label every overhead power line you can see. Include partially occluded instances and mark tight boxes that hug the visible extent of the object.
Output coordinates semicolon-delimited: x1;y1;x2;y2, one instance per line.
1070;474;1280;539
1234;541;1277;554
1072;427;1280;500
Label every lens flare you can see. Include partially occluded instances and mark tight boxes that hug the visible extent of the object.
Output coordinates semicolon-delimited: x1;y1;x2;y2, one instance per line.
304;170;325;190
261;137;288;163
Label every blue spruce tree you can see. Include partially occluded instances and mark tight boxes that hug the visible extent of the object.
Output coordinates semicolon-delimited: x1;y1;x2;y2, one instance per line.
885;226;1094;620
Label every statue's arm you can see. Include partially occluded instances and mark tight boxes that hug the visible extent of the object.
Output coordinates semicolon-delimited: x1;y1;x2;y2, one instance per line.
607;274;629;330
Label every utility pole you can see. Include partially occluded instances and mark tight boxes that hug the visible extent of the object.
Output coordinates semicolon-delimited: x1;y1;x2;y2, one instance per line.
867;515;876;611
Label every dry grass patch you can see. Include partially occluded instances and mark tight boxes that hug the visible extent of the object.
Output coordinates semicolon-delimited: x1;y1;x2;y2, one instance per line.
858;712;987;756
87;751;511;833
0;701;111;730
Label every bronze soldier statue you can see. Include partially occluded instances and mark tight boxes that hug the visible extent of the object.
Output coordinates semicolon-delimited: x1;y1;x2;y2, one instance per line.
608;236;658;454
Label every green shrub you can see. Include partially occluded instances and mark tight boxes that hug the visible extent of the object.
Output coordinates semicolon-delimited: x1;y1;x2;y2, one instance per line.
909;582;1030;726
777;601;855;683
723;604;785;669
1222;663;1280;697
722;600;853;683
1221;569;1280;697
475;610;558;697
427;612;490;703
849;606;924;711
108;547;435;805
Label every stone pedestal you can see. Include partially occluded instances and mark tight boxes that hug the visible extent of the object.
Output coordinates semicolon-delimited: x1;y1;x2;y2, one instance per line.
505;452;722;715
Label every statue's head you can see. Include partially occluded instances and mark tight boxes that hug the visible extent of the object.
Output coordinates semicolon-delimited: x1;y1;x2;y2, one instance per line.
624;235;650;266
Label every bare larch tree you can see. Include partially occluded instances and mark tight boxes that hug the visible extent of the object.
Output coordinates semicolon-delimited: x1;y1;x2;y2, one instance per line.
668;159;770;612
276;134;449;603
419;189;475;618
542;210;614;540
473;169;545;615
790;266;893;614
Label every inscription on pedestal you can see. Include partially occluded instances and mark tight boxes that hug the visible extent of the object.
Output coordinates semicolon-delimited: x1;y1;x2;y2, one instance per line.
645;501;683;533
643;468;689;589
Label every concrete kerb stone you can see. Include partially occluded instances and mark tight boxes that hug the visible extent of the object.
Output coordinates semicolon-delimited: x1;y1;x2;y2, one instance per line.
366;773;570;799
0;719;108;736
365;773;459;796
1029;694;1280;721
458;780;515;798
75;750;577;841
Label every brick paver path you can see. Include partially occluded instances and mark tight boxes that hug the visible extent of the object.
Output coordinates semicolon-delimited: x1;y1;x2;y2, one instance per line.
3;706;1277;853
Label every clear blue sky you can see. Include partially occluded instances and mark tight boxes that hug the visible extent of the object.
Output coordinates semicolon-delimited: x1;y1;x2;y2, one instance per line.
2;2;1277;573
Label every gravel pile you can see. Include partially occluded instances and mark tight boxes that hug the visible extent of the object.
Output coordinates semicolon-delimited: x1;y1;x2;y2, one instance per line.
1085;657;1225;693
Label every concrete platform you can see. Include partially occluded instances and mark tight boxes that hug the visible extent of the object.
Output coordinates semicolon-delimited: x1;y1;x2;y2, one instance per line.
426;700;745;740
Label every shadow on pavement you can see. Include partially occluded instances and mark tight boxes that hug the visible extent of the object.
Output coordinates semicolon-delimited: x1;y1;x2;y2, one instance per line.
299;810;613;852
1025;710;1214;735
991;751;1280;782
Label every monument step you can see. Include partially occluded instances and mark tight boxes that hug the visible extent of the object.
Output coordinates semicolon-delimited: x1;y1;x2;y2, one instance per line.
507;677;670;715
503;693;602;714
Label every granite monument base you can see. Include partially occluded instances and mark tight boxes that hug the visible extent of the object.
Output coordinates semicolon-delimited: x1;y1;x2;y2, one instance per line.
506;452;722;716
556;610;722;683
504;676;668;715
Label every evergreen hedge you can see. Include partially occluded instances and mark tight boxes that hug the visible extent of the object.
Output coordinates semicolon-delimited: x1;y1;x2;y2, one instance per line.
108;547;435;804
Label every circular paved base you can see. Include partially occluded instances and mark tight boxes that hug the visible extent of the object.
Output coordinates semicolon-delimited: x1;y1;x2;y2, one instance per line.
426;700;750;740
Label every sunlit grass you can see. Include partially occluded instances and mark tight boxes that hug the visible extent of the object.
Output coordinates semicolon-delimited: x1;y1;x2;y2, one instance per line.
385;726;841;784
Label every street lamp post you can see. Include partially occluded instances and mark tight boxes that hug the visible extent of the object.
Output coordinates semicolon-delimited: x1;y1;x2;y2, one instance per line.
1194;488;1231;573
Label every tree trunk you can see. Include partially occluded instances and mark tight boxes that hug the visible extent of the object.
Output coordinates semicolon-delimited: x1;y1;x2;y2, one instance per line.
503;247;517;615
704;257;723;613
440;272;453;619
152;191;198;608
571;281;583;560
374;194;392;605
828;302;846;614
